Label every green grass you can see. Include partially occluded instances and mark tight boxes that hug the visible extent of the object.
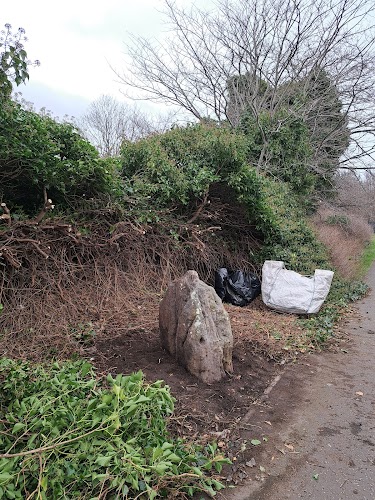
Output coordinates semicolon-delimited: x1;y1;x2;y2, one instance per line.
358;235;375;277
299;277;368;344
294;235;374;349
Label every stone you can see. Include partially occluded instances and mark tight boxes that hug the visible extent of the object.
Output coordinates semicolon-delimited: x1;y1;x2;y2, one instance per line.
159;270;233;384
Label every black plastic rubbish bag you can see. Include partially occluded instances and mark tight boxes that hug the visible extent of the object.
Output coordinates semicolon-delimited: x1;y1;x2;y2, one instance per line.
215;268;261;307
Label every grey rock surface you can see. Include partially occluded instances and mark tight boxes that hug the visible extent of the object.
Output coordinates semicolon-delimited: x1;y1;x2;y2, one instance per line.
159;270;233;384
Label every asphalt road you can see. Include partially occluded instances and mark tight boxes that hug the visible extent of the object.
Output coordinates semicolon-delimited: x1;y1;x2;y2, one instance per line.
226;264;375;500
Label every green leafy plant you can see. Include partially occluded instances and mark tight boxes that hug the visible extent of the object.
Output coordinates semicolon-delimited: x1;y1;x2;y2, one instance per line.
228;170;329;273
0;98;123;213
240;107;315;196
0;24;39;97
70;322;96;345
0;359;229;499
298;278;368;346
121;123;247;211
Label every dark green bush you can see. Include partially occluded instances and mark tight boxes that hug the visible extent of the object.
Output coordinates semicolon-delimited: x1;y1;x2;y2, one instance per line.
121;123;248;210
121;123;327;273
227;165;328;273
0;98;122;213
239;107;315;196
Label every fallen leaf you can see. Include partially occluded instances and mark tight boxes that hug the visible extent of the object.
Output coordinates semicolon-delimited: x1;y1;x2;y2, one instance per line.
246;458;256;468
284;443;295;451
251;439;262;446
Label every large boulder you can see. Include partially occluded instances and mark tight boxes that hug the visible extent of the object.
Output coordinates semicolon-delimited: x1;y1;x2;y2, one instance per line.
159;270;233;384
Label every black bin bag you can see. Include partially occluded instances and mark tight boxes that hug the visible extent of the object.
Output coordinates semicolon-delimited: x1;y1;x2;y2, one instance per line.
215;268;261;307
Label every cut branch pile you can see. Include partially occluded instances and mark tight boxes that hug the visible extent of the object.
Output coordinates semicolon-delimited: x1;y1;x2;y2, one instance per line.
0;203;11;226
0;197;262;362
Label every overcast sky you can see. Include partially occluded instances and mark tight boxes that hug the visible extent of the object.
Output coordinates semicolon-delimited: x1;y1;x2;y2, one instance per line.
2;0;179;119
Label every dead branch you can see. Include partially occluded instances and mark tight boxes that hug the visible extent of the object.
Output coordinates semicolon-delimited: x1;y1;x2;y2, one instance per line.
0;248;21;268
29;242;50;259
33;198;55;225
0;202;262;363
198;226;222;234
5;238;50;259
186;192;209;225
0;203;11;226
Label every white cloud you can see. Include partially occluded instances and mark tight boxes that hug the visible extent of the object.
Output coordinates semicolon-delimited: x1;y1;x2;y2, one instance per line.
2;0;166;115
3;0;213;117
17;81;92;119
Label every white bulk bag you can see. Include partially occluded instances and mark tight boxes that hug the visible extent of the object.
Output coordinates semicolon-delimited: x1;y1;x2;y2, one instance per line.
261;260;334;314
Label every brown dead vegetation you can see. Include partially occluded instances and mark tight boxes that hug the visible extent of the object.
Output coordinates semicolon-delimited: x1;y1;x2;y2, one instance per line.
0;200;365;487
1;192;371;365
1;195;368;364
311;202;373;279
0;199;263;362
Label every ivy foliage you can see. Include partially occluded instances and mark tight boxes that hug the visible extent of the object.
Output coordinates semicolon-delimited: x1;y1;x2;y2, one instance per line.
239;108;315;196
0;359;228;499
228;70;349;197
0;97;123;213
121;123;248;210
303;69;350;191
121;123;327;273
227;167;329;273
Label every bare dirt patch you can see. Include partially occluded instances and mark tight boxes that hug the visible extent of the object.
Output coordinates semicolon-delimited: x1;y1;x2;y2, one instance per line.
0;217;348;491
90;295;312;487
90;293;354;492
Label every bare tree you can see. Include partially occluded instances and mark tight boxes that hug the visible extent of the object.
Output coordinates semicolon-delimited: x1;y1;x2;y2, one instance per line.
79;95;175;157
118;0;375;173
335;169;375;223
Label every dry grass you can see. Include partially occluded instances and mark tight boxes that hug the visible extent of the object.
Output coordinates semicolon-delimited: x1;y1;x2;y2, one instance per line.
226;297;316;361
0;208;262;362
1;197;367;365
311;203;373;279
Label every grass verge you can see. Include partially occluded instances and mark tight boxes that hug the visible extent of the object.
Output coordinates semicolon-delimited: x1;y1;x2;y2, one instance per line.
297;278;368;347
358;236;375;277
